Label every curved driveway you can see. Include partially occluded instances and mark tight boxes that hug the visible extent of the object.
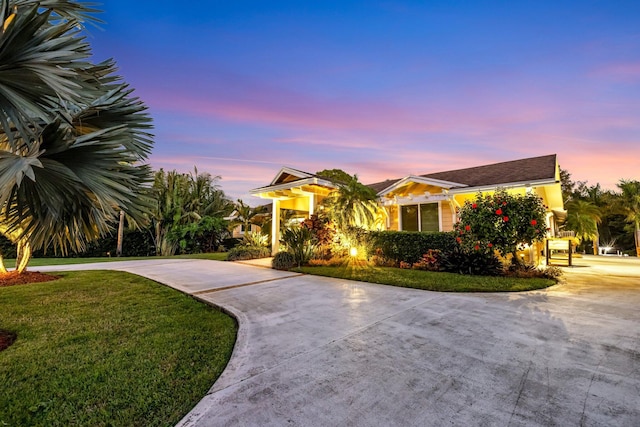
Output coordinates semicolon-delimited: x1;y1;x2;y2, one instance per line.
40;256;640;426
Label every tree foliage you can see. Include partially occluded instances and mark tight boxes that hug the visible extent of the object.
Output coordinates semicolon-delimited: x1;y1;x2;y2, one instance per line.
0;1;153;272
565;199;601;252
616;180;640;256
318;170;385;231
151;168;232;256
455;190;548;260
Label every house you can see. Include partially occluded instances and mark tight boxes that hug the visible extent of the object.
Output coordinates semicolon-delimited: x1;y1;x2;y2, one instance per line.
251;154;565;255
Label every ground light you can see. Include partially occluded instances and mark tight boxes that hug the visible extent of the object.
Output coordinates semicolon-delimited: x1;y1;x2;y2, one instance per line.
350;247;358;257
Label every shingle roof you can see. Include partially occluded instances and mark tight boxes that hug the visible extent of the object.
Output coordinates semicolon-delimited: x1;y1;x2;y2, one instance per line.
368;154;557;193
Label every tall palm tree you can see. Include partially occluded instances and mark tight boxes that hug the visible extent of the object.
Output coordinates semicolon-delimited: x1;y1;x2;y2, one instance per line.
565;199;601;255
616;180;640;257
0;1;153;273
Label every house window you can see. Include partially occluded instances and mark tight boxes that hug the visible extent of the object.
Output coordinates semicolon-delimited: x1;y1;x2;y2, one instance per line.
400;205;419;231
420;204;439;232
401;203;439;232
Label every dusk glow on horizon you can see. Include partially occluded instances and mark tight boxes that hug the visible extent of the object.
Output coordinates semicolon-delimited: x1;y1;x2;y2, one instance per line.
90;1;640;202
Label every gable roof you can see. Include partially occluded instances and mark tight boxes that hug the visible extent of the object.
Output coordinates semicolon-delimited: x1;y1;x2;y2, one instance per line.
270;167;314;186
370;154;558;195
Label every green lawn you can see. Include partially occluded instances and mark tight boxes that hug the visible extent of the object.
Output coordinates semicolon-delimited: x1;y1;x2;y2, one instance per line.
0;270;237;426
296;265;555;292
2;252;228;268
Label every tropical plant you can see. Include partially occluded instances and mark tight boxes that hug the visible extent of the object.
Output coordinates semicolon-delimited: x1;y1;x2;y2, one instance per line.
564;199;601;254
0;1;153;273
319;171;385;231
241;231;269;248
616;180;640;257
280;226;316;267
272;251;295;270
150;168;232;256
455;190;548;264
229;200;266;234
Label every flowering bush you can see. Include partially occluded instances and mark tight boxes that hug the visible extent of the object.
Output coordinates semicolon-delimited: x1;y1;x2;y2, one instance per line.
455;190;548;263
412;249;443;271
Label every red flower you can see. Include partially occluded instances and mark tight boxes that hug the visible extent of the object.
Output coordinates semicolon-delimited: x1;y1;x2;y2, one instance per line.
474;245;480;250
472;203;477;209
530;219;537;226
488;243;493;248
456;237;462;243
465;224;471;231
502;201;507;206
495;208;503;215
503;216;509;222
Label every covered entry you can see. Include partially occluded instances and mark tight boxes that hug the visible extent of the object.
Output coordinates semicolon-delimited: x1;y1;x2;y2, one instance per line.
251;167;337;254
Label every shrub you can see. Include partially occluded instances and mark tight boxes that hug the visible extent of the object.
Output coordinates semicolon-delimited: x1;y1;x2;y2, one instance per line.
226;246;270;261
301;214;336;260
455;190;548;263
272;251;296;270
367;231;457;264
280;226;316;267
412;249;443;271
441;246;503;276
504;263;563;280
242;231;269;248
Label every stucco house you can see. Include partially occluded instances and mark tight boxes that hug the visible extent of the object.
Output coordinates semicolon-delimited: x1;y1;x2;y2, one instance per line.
251;154;565;255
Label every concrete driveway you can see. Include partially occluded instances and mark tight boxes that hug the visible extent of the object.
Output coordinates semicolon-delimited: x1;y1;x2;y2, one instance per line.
38;256;640;426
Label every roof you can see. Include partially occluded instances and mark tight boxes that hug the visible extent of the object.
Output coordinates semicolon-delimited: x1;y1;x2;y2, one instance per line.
369;154;558;194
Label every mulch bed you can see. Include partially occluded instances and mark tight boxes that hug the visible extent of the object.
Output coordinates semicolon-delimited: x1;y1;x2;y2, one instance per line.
0;329;17;352
0;271;60;288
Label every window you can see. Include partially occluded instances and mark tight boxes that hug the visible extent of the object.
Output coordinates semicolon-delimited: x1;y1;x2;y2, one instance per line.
400;205;419;231
420;204;439;232
401;203;439;232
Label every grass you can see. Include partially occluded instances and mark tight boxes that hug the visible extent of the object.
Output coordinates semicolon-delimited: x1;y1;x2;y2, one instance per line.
2;252;228;268
0;270;237;426
296;264;555;292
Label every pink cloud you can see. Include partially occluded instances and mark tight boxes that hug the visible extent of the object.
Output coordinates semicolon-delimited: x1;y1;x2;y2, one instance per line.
592;62;640;81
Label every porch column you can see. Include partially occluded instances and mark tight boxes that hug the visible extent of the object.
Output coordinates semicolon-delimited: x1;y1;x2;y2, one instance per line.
271;199;281;255
308;194;315;216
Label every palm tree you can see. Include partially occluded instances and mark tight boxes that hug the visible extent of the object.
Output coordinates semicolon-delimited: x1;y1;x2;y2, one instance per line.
0;1;153;273
229;200;266;234
616;180;640;257
323;174;385;231
565;199;601;255
151;168;232;256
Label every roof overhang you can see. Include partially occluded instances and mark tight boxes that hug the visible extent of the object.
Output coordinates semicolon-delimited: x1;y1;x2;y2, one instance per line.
377;175;467;197
251;177;337;200
270;167;314;186
447;178;558;195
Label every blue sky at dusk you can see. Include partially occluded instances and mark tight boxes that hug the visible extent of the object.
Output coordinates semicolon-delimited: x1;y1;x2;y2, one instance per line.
89;1;640;202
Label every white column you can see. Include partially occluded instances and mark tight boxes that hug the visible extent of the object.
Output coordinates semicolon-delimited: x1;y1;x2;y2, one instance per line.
309;193;315;216
271;199;281;255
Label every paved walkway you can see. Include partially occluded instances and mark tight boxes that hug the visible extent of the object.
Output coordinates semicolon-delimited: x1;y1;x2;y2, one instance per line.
37;256;640;426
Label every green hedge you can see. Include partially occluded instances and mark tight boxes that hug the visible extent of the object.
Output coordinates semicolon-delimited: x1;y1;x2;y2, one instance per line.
367;231;458;264
226;246;271;261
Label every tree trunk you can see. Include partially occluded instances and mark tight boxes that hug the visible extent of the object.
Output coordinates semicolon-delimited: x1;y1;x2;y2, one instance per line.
0;254;7;274
593;238;598;256
116;210;125;257
635;228;640;257
15;241;32;274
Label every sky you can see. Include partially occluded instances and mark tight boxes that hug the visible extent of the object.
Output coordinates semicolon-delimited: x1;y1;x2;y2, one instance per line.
88;0;640;203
